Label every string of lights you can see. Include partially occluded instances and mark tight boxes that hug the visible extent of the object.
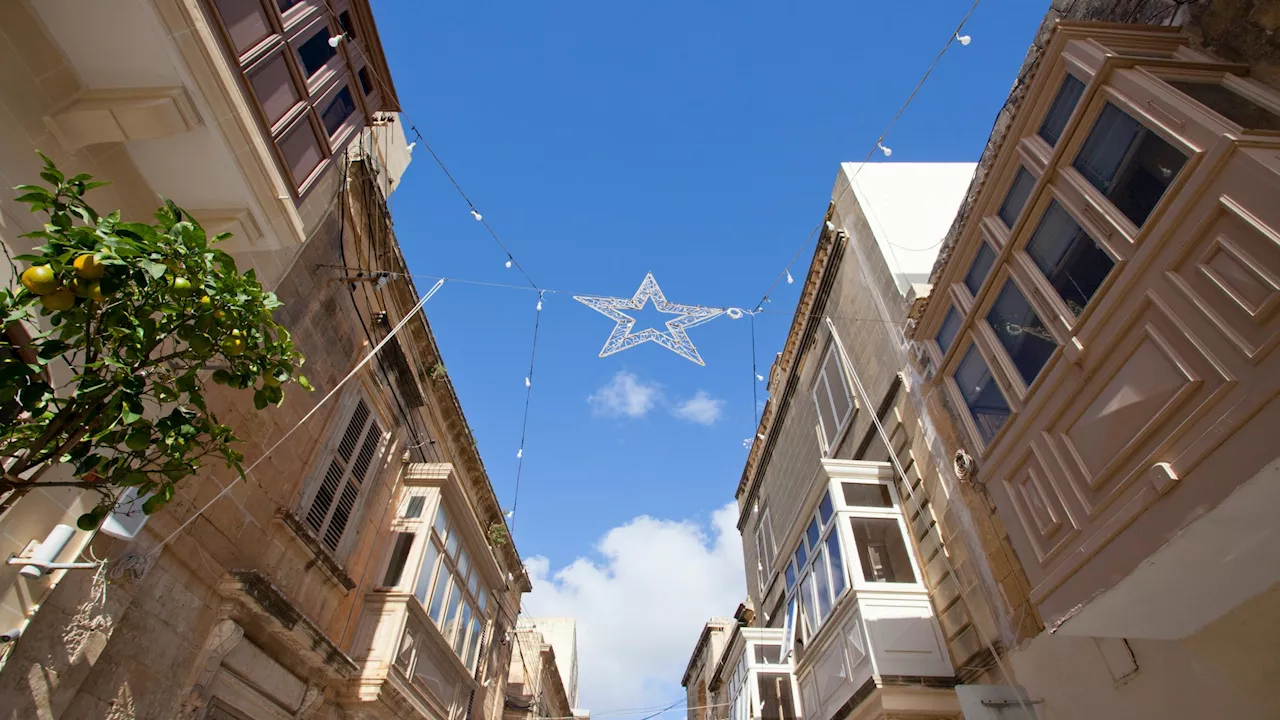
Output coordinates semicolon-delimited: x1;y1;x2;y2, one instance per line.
315;0;983;520
751;0;984;313
313;265;908;326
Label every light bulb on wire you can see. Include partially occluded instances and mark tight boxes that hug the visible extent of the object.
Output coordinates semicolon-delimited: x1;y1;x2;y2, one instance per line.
956;33;972;46
516;448;523;459
756;373;765;382
786;270;794;284
327;33;346;48
877;142;893;157
406;142;416;153
470;209;483;222
524;377;531;388
504;259;512;269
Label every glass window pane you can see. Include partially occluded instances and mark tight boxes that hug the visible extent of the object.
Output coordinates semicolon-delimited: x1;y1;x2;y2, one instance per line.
753;644;783;665
1073;103;1187;227
428;573;451;625
1026;201;1115;316
1169;79;1280;131
813;546;832;622
822;350;853;424
798;574;816;639
358;66;374;95
297;27;336;78
322;86;356;136
964;243;997;297
936;307;962;355
466;617;484;670
445;528;460;558
383;532;414;587
850;517;917;584
404;496;425;519
818;493;833;525
248;51;299;126
213;0;272;55
468;570;479;598
813;376;838;449
784;562;796;590
954;346;1011;445
825;530;846;599
278;118;323;187
453;604;472;655
417;540;442;602
757;672;798;720
794;542;807;570
999;168;1035;228
478;589;488;613
986;281;1057;386
414;540;440;604
457;550;470;580
805;519;820;552
1039;74;1085;146
440;582;463;636
433;504;448;537
277;0;301;12
841;483;893;509
338;10;358;39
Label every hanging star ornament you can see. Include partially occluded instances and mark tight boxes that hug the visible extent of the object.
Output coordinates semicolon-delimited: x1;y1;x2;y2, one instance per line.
574;273;724;365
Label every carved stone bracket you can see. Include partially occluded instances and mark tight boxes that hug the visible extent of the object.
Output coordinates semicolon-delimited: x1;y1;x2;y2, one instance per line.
295;685;324;718
44;87;202;151
176;619;245;720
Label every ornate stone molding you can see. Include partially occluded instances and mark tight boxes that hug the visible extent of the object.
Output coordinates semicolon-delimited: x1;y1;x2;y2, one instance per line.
44;87;201;151
176;619;245;720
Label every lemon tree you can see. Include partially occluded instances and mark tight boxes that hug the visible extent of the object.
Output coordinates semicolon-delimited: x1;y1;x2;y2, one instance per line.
0;154;311;522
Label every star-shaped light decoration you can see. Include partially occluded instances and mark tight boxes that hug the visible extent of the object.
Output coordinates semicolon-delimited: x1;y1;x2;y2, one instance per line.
574;273;724;365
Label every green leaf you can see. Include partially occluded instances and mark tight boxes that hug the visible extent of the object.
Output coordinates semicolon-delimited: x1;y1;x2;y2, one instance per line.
296;374;313;392
253;388;268;411
143;260;167;279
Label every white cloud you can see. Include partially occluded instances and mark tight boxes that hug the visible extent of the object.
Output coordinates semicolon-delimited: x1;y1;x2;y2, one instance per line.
523;503;746;714
672;391;724;425
587;371;661;418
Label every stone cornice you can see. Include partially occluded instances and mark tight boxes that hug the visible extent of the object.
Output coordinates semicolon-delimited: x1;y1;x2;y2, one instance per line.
736;211;843;528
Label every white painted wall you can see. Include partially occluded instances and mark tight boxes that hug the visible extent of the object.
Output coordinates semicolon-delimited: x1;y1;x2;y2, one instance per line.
839;162;975;298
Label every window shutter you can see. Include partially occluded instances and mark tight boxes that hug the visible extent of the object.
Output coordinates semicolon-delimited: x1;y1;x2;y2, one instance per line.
305;399;383;552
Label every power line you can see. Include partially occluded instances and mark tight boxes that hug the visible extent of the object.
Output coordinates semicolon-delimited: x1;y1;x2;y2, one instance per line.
751;0;984;312
312;265;907;326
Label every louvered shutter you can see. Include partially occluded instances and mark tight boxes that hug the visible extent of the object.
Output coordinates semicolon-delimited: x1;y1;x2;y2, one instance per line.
305;398;383;552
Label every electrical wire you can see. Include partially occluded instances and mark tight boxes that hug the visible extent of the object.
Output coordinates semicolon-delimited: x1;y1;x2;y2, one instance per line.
751;0;984;311
509;295;543;529
311;265;906;326
145;278;445;558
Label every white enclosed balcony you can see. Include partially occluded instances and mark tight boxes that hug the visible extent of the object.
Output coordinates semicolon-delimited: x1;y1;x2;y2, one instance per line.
781;461;958;720
713;626;800;720
344;463;502;720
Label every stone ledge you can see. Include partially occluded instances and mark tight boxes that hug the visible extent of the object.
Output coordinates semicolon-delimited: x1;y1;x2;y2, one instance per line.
218;570;358;682
274;510;357;592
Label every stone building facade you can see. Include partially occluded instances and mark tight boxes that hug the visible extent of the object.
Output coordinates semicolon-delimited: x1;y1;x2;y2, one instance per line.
681;615;738;720
910;18;1280;720
0;1;530;719
717;5;1280;720
503;620;574;720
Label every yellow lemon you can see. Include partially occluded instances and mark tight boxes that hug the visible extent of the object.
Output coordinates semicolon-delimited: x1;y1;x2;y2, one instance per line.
40;288;76;311
73;254;106;280
21;265;57;295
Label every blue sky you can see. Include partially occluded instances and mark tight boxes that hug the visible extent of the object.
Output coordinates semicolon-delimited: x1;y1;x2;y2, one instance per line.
374;0;1046;712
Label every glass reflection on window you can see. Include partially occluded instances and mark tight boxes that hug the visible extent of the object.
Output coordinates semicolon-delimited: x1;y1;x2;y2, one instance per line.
987;281;1057;386
1026;201;1115;316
